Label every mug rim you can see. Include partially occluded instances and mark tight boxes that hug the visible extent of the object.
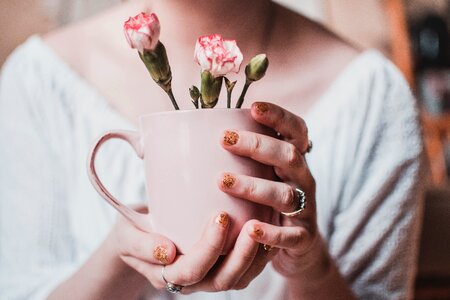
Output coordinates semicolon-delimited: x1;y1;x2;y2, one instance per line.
138;108;251;120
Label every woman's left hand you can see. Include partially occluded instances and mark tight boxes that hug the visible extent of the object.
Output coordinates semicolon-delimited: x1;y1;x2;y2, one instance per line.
182;102;322;294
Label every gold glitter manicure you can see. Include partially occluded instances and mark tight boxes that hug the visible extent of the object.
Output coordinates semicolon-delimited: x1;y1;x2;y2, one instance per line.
222;174;236;188
153;245;169;264
223;131;239;146
215;212;229;228
253;226;264;238
255;103;269;115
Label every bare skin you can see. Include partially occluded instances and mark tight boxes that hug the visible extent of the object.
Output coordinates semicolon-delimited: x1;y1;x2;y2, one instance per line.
46;0;359;299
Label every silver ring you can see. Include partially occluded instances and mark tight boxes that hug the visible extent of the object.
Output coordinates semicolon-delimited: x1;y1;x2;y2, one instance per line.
263;244;273;252
281;187;306;217
306;140;313;153
161;265;183;294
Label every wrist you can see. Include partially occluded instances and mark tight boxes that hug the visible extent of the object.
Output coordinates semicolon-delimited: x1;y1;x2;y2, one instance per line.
285;236;356;300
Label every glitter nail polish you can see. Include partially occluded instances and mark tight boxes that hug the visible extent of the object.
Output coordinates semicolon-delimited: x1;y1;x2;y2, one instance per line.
153;245;169;264
215;212;229;228
222;174;236;188
223;131;239;146
255;103;269;115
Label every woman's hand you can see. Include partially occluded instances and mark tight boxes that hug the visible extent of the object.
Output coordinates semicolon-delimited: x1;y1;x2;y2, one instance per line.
109;205;236;291
180;102;324;294
218;101;321;278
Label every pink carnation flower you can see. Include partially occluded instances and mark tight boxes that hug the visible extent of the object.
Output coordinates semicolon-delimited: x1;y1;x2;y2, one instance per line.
124;12;160;53
194;34;243;78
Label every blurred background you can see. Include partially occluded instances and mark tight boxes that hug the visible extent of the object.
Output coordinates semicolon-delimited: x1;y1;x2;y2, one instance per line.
1;0;449;298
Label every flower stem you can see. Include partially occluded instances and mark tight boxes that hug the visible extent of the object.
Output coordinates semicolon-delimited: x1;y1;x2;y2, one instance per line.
167;89;180;110
224;77;236;109
235;80;252;108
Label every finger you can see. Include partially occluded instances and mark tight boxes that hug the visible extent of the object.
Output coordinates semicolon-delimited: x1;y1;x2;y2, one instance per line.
218;173;299;214
251;102;309;153
120;255;165;289
163;212;230;287
222;130;306;172
234;243;279;290
117;221;177;265
182;221;260;293
246;220;315;255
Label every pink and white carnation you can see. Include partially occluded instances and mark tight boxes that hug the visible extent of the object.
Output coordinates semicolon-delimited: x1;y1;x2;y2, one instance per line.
124;12;160;53
194;34;243;78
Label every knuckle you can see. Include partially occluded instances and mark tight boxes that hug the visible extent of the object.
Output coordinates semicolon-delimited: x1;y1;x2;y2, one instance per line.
281;185;296;212
183;268;204;284
300;119;308;137
250;134;262;154
213;280;233;292
286;144;301;167
244;180;258;199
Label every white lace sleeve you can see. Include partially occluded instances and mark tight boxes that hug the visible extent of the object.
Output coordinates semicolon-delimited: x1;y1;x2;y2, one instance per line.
0;43;78;300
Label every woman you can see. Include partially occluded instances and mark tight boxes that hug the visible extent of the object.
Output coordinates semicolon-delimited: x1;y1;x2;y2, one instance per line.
0;0;424;299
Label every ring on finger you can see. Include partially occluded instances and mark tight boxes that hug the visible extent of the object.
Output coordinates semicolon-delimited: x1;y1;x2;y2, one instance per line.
262;244;273;252
281;187;306;217
303;140;313;154
161;265;184;294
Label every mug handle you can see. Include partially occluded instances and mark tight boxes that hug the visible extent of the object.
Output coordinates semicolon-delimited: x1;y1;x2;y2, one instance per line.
87;130;152;232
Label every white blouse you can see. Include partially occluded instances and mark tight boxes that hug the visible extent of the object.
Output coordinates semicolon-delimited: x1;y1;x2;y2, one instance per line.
0;36;424;299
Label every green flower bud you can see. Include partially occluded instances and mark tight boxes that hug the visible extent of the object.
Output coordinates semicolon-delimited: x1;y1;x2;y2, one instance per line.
189;85;200;101
139;41;172;92
200;71;223;108
245;54;269;82
189;85;200;109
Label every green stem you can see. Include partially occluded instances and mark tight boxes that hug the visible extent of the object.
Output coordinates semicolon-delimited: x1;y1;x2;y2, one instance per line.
227;89;232;108
235;80;252;108
167;89;180;110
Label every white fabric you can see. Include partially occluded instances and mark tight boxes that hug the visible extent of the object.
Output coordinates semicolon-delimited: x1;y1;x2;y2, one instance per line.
0;36;424;300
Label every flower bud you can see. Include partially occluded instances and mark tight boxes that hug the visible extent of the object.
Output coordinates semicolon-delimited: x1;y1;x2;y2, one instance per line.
139;42;172;92
245;54;269;82
189;85;200;101
200;70;223;108
189;85;200;108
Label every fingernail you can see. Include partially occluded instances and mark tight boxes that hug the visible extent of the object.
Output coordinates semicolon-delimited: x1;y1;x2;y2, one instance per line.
153;245;169;264
215;212;229;228
253;226;264;238
254;102;269;115
223;131;239;146
222;173;236;188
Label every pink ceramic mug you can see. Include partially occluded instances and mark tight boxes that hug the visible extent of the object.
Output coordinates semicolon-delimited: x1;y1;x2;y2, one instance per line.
88;109;275;254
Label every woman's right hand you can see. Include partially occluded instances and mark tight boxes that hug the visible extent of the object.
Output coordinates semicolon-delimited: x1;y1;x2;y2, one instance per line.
108;205;232;290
